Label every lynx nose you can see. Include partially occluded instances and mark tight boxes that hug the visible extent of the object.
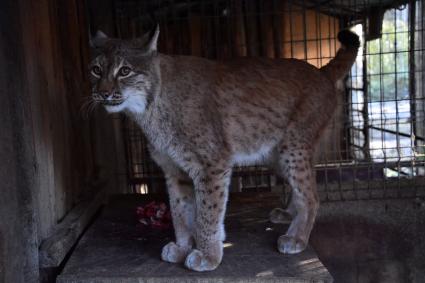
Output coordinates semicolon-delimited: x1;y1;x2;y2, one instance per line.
99;91;111;100
97;79;114;100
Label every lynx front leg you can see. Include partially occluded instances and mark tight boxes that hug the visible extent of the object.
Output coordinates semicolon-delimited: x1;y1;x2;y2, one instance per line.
184;168;231;272
161;172;195;263
149;148;195;263
277;147;319;254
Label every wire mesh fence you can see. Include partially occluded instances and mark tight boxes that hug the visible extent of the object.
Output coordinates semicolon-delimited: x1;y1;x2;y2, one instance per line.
116;0;425;201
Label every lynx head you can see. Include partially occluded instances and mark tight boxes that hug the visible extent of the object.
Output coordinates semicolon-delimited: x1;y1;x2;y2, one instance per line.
88;26;160;115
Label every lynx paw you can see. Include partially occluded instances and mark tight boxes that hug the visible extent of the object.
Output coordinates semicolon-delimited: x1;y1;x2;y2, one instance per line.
161;242;192;263
269;208;292;224
277;235;307;254
184;249;221;272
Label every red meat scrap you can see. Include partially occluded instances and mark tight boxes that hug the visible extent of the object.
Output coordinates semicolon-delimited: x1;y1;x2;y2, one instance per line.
136;201;172;229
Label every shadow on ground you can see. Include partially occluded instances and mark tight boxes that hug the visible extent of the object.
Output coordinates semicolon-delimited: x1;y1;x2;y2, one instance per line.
310;199;425;283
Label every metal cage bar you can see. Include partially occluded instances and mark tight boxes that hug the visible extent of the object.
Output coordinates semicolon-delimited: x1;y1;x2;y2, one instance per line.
114;0;425;201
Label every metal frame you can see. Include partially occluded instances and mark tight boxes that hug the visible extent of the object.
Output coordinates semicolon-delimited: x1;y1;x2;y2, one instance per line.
115;0;424;201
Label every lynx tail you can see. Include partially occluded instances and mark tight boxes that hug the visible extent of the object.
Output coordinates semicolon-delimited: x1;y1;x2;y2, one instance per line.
320;30;360;84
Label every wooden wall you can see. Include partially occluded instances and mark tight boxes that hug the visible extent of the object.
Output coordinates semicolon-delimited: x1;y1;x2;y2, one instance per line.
0;0;127;281
144;1;341;65
18;0;95;242
1;2;40;282
19;0;90;242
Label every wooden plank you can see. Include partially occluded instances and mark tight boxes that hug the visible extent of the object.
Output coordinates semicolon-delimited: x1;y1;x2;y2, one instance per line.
39;189;107;268
231;0;247;57
271;0;284;58
0;1;41;281
244;0;260;57
258;0;275;58
58;193;333;283
189;15;202;56
19;0;57;241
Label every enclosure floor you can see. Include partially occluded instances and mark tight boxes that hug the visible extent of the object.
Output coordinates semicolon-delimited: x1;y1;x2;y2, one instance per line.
57;193;332;283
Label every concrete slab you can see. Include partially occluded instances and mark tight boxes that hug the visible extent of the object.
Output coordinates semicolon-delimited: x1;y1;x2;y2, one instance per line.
58;193;333;283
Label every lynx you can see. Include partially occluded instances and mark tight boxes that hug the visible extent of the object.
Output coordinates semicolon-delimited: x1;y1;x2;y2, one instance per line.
89;27;359;272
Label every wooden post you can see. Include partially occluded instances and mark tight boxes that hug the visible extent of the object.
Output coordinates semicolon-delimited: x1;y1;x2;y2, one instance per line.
271;0;284;58
258;0;275;57
231;0;247;57
244;0;260;56
0;1;40;282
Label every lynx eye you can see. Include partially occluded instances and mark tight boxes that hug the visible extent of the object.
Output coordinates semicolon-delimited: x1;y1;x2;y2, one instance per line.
91;65;102;76
118;66;131;77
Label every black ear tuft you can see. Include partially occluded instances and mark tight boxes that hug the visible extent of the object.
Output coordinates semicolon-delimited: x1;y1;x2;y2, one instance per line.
90;30;109;49
147;24;160;52
130;24;159;53
337;30;360;49
132;31;152;49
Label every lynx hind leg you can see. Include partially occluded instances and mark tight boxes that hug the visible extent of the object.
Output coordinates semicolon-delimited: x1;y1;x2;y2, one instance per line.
276;145;319;254
269;183;296;224
269;208;292;224
149;149;195;263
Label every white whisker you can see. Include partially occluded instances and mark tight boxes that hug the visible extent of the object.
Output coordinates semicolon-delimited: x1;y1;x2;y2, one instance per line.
80;99;100;120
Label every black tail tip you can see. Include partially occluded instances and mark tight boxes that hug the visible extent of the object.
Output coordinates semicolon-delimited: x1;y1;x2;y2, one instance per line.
338;30;360;49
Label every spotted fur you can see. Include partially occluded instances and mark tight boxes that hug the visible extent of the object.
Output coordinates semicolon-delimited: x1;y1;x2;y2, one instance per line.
89;27;359;272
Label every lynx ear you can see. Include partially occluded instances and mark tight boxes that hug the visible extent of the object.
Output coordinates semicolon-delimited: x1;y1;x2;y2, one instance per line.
146;24;160;53
95;30;108;39
132;30;152;48
130;25;159;53
90;30;109;48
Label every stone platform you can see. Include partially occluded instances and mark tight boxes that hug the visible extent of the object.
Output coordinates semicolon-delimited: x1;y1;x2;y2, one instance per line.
58;193;333;283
